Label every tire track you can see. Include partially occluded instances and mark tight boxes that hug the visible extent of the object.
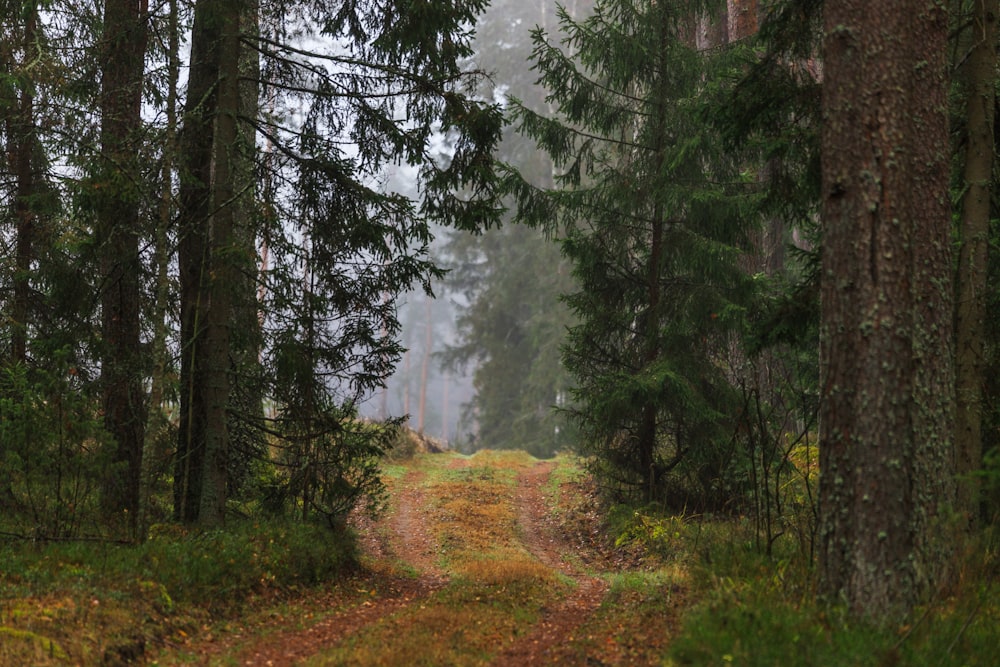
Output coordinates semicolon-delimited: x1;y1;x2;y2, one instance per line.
489;462;609;666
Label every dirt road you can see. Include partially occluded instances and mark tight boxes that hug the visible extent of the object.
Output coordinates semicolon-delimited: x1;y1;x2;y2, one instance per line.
150;451;679;666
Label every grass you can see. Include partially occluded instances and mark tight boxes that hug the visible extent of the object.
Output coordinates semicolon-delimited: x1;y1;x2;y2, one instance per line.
0;520;357;665
603;504;1000;667
7;449;998;666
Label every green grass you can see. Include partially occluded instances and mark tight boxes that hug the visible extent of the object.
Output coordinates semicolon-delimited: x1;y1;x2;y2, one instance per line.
598;503;1000;667
0;519;358;665
666;581;1000;667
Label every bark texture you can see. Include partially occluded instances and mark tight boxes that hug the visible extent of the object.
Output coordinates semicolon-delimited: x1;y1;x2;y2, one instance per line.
175;0;245;525
8;2;38;365
175;0;225;523
819;0;954;619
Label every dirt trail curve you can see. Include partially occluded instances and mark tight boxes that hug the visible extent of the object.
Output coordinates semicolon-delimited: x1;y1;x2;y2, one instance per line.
156;469;446;667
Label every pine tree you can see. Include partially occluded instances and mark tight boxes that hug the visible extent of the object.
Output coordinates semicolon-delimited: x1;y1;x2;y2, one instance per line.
503;0;755;504
440;0;589;457
445;222;577;456
95;0;149;535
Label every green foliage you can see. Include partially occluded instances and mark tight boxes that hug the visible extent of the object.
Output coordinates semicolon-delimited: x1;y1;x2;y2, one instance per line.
445;223;578;457
141;521;357;604
663;514;1000;667
1;519;356;609
669;575;1000;667
440;1;590;458
503;0;759;506
262;403;392;527
0;359;113;539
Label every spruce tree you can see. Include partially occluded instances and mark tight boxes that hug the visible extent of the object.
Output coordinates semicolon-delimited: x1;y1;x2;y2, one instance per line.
175;0;503;523
503;0;754;504
440;0;590;457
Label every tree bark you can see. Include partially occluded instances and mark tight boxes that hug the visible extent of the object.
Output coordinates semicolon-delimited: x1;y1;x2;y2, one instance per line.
8;2;38;366
98;0;148;536
954;0;996;530
175;0;223;523
197;0;241;526
819;0;954;620
417;295;432;433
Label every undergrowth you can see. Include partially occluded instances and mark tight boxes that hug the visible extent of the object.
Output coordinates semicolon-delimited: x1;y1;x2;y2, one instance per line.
0;520;356;665
607;504;1000;666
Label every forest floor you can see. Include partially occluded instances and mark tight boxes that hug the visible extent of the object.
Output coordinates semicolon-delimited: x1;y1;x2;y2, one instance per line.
146;450;686;666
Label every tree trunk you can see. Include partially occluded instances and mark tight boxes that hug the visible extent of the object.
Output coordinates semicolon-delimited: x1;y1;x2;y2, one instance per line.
417;295;432;433
175;0;223;523
145;0;179;506
9;2;38;366
98;0;148;537
819;0;954;620
954;0;996;530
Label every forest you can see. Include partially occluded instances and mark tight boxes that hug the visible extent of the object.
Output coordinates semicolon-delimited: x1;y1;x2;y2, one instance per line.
1;0;998;664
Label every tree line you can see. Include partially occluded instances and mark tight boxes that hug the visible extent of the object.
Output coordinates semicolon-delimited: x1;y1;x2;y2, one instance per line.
0;0;503;535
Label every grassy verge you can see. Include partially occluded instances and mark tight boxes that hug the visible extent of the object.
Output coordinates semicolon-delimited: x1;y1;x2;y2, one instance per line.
0;520;357;665
666;541;1000;667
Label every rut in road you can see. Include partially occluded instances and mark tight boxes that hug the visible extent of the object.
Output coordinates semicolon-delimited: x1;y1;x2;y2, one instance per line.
488;462;609;666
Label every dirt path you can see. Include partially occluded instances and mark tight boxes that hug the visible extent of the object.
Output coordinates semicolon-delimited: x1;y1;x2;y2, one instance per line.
488;463;609;666
153;469;448;667
150;453;662;666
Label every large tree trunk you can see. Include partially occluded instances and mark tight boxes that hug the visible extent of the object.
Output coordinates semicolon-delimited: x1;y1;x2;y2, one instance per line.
197;0;241;526
175;0;223;523
819;0;954;620
98;0;148;536
226;0;265;500
954;0;996;530
174;0;243;526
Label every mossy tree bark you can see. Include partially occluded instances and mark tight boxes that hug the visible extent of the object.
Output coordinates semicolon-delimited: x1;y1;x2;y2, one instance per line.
819;0;955;620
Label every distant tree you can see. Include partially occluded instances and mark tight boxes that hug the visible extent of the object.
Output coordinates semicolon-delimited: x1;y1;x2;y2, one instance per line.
953;0;997;529
445;223;577;456
819;0;954;619
503;0;755;503
442;0;590;458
